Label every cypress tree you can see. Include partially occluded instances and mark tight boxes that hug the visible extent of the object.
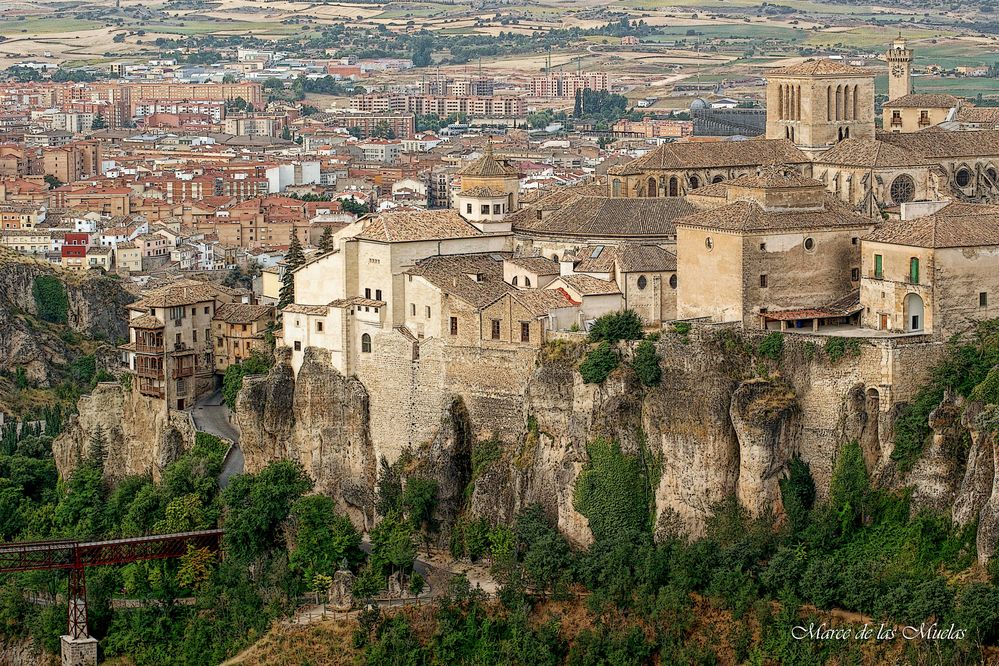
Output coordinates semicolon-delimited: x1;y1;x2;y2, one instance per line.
278;231;306;309
318;226;335;254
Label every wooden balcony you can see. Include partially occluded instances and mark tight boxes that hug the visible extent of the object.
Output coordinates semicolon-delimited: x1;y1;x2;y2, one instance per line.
135;366;164;380
138;384;164;399
135;343;164;354
172;366;194;379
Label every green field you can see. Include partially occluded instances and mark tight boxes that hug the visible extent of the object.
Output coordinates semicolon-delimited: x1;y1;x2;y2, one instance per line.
0;17;104;35
140;20;303;35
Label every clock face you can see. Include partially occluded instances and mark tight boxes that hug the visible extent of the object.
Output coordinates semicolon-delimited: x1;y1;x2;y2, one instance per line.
891;64;905;77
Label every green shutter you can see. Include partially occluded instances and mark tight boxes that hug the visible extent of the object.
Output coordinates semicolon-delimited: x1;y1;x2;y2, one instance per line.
910;257;919;284
874;254;882;278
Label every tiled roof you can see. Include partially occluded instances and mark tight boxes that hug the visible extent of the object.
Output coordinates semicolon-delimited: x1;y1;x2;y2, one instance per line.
459;186;509;198
865;202;999;248
616;244;677;272
508;256;560;275
511;194;694;239
877;128;999;159
553;274;621;296
214;302;274;324
129;314;164;329
882;93;960;109
677;199;871;233
132;279;234;308
329;297;386;308
686;182;729;198
508;289;577;316
283;304;328;315
727;170;824;189
770;59;872;76
354;210;484;242
406;253;514;307
955;107;999;125
815;138;927;168
614;138;809;173
456;145;519;178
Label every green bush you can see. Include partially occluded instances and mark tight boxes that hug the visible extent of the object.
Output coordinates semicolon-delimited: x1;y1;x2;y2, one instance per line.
573;438;649;541
824;336;859;364
32;275;68;324
587;310;643;343
579;342;618;384
631;339;661;387
757;332;784;361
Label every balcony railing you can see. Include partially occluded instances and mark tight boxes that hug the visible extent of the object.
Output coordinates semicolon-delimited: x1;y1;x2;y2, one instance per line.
135;366;164;380
172;366;194;379
135;343;164;354
138;385;164;399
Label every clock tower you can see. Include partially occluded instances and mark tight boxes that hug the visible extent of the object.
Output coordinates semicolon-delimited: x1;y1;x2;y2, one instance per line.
886;35;913;102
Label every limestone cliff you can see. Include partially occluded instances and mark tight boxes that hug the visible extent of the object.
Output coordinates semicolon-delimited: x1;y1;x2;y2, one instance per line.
0;252;133;387
52;381;193;482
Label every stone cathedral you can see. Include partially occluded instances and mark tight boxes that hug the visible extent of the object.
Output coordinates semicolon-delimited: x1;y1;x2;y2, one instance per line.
608;37;999;213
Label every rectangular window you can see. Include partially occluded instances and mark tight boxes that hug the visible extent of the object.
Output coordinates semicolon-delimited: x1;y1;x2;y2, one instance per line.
491;319;500;340
191;308;196;316
449;317;458;336
410;303;416;316
851;268;859;282
425;306;431;319
192;330;197;342
316;321;323;332
375;289;382;301
851;237;858;245
294;340;301;351
466;203;472;214
981;292;988;308
759;242;766;251
874;254;883;278
480;205;490;215
204;306;209;314
364;288;371;299
760;274;768;288
909;257;920;284
520;322;530;343
493;204;501;214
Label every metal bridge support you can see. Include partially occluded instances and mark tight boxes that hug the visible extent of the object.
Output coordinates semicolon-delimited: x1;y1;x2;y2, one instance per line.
62;564;96;666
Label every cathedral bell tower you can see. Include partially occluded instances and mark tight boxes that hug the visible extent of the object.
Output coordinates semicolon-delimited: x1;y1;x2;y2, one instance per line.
886;34;913;102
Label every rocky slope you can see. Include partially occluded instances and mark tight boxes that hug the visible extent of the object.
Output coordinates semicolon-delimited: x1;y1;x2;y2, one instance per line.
0;251;134;386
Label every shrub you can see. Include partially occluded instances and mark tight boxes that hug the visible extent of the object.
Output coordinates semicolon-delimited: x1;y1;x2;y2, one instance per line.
587;310;643;343
631;339;661;387
824;336;859;364
32;275;68;324
573;438;649;541
671;321;692;338
757;332;784;361
579;342;618;384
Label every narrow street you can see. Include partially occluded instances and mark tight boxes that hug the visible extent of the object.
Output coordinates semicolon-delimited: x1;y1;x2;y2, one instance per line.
191;390;244;486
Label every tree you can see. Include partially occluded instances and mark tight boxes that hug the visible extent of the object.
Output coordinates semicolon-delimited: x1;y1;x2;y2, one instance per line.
288;494;362;582
376;456;403;517
369;511;415;578
829;440;869;534
280;126;292;140
579;342;618;384
88;424;108;471
278;231;305;309
588;310;643;342
43;174;63;190
91;113;107;130
402;476;438;536
631;339;661;387
412;34;434;67
574;89;583;117
318;226;335;253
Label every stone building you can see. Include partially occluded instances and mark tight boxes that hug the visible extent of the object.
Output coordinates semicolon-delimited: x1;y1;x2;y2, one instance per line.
861;202;999;336
885;35;914;103
764;59;876;153
606;139;809;198
674;169;873;328
877;129;999;203
882;94;960;134
120;280;237;410
452;143;521;232
212;302;275;372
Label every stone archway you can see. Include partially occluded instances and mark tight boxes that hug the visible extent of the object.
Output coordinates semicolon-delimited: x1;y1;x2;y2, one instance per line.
903;293;924;332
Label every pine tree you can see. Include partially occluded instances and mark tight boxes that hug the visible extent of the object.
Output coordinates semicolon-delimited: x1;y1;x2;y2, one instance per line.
574;89;583;118
88;424;108;471
278;231;306;309
318;226;334;254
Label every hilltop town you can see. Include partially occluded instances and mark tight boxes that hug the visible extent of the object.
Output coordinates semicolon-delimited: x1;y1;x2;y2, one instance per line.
4;5;999;664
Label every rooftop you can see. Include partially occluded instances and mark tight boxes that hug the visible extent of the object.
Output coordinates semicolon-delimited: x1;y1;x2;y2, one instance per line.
866;202;999;248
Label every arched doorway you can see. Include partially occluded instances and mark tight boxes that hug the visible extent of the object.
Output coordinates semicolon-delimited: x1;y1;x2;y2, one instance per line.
646;177;657;197
903;293;924;332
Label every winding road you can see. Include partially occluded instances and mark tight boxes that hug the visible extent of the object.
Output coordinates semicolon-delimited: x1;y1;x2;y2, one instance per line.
191;390;244;487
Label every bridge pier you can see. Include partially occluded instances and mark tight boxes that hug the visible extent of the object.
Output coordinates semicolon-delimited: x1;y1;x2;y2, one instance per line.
60;635;97;666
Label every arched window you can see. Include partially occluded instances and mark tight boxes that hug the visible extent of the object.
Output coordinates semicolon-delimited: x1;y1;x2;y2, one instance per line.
525;277;531;287
909;257;920;284
987;167;998;188
669;274;677;289
361;333;371;353
853;84;859;121
836;85;842;120
646;176;657;197
844;86;852;121
551;254;559;262
689;175;700;190
637;275;648;290
827;85;832;122
778;84;785;119
668;176;679;197
796;85;801;120
512;276;518;286
612;179;622;197
712;175;724;184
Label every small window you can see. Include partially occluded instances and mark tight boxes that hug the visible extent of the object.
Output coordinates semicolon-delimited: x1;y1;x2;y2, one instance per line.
520;322;530;343
493;204;501;214
316;321;323;332
364;288;371;298
851;237;858;245
425;306;431;318
804;237;815;252
192;330;197;342
450;317;458;336
637;275;647;290
524;277;531;287
361;333;371;353
410;303;416;316
481;205;490;215
669;274;677;289
874;254;883;278
760;274;768;288
466;203;472;214
204;306;209;314
759;242;766;251
191;308;196;316
375;289;382;301
851;267;859;282
909;257;920;284
491;319;500;340
512;276;518;286
294;340;301;351
980;292;988;308
705;237;713;251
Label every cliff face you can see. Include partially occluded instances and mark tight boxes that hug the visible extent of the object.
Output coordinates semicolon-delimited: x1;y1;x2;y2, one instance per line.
53;381;193;482
237;348;376;528
93;320;999;564
0;254;133;385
